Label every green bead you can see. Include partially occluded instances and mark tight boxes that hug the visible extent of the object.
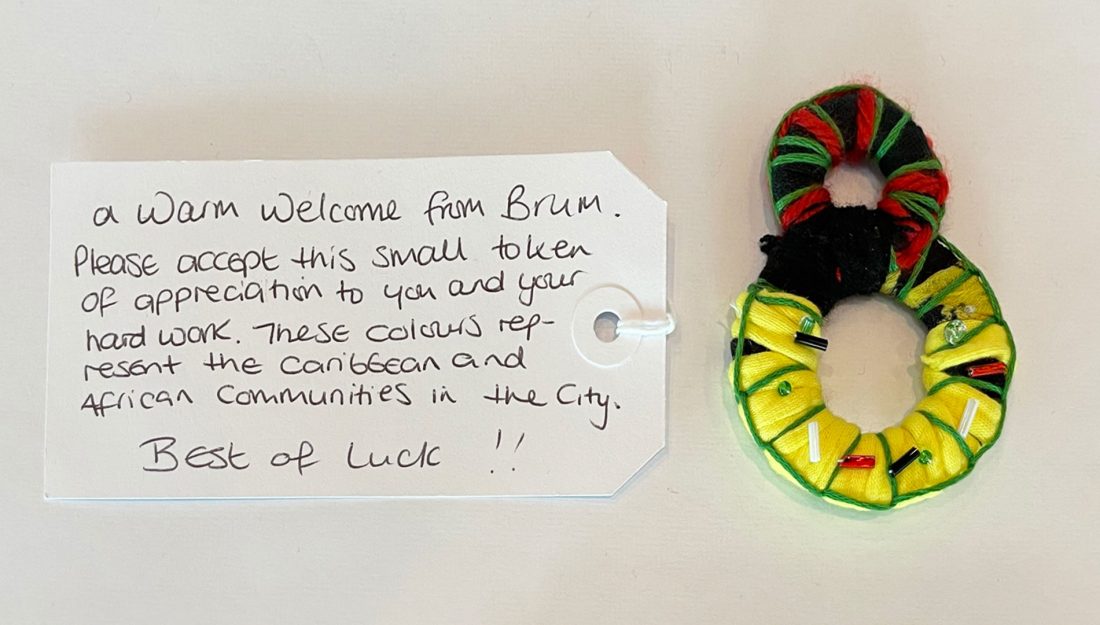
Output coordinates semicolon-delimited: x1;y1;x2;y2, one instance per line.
918;449;933;465
944;319;968;346
777;381;793;396
800;316;815;333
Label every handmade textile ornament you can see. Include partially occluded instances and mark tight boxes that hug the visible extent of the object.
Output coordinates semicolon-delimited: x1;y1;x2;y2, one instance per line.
729;85;1015;510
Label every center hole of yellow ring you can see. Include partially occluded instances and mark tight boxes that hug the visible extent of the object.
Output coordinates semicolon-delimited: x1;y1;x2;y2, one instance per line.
824;161;884;208
817;296;926;432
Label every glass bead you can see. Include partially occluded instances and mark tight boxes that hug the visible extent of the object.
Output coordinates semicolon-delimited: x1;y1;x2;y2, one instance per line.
777;381;792;396
837;455;876;469
967;362;1007;378
800;316;815;333
918;449;933;465
944;319;968;345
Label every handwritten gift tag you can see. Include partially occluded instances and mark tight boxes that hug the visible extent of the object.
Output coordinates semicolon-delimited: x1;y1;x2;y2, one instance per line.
46;153;668;499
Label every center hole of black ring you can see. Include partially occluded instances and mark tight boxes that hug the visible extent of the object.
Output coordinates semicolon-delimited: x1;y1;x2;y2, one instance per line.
817;295;926;432
824;161;885;208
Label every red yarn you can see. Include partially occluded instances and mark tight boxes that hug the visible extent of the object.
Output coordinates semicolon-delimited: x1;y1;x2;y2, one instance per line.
877;196;907;220
786;108;843;162
897;224;933;270
779;187;832;230
878;199;933;269
883;170;949;205
853;88;876;160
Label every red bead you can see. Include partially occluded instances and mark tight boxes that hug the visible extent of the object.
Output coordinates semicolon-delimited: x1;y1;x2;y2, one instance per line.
837;455;876;469
967;362;1006;378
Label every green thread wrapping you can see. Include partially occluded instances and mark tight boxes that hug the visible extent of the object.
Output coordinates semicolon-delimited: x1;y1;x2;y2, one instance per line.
875;110;912;161
876;432;899;503
745;364;809;396
888;158;943;179
914;269;974;318
895;232;940;303
767;404;826;445
890;189;944;221
806;102;845;155
822;434;861;492
772;152;831;169
928;317;1000;355
918;410;974;461
869;94;885;156
752;293;823;325
777;135;832;161
774;184;820;217
927;375;1002;398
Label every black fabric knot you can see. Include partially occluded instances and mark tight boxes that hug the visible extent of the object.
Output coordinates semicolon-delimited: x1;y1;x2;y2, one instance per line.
758;204;897;315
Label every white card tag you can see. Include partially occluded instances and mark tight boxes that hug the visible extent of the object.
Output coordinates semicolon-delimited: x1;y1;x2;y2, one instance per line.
46;153;668;499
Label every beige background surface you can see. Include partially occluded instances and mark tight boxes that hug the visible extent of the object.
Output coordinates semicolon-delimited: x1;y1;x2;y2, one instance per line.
3;1;1098;623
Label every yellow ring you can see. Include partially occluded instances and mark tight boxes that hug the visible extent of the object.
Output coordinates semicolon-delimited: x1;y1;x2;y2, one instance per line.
730;239;1015;510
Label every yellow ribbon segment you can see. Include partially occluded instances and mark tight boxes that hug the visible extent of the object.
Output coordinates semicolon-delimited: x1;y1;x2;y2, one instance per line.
734;350;800;392
922;321;1012;371
934;275;996;321
743;368;824;443
903;265;967;308
880;269;900;295
733;289;824;370
921;374;1004;444
914;394;982;455
904;268;996;323
770;410;859;489
897;412;969;488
